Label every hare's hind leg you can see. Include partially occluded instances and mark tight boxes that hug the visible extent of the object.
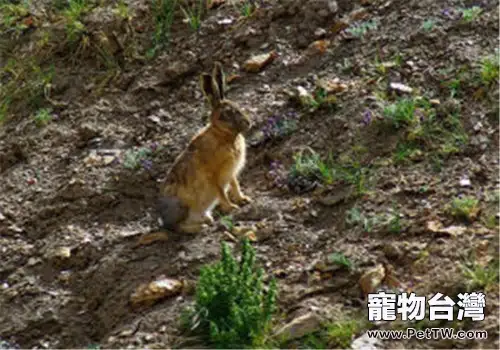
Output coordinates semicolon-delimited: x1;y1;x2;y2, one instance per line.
215;183;239;213
229;178;252;205
178;209;214;233
179;221;206;233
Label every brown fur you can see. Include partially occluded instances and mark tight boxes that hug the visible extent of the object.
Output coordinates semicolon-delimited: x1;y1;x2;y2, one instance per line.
157;62;252;233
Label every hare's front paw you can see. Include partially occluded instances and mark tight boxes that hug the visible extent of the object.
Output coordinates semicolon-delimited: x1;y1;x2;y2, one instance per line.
203;213;215;225
235;195;253;206
219;202;239;214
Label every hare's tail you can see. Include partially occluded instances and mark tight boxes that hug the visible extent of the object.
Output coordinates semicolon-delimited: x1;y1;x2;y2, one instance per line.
156;195;189;230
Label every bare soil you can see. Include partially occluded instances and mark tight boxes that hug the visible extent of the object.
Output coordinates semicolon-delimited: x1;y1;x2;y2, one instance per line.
0;0;499;349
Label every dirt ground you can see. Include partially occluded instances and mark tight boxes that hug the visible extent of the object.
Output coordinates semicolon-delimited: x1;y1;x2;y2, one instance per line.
0;0;499;349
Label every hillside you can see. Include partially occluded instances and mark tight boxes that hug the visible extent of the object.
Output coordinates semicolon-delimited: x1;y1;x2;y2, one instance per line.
0;0;499;349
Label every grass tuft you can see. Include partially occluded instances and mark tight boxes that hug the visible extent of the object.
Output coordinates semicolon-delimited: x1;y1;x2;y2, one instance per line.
180;0;206;31
149;0;178;57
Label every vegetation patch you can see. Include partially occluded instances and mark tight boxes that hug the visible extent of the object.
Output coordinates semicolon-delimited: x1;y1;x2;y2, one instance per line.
0;58;55;123
182;239;278;349
346;205;405;234
447;196;480;223
284;147;371;196
379;96;468;165
284;318;368;349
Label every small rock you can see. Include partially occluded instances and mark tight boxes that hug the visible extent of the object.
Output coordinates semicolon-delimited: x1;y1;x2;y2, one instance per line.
296;86;315;106
389;82;413;94
8;224;23;233
314;28;327;38
316;78;348;94
350;8;369;21
274;312;323;341
459;176;471;187
102;155;116;165
148;115;161;124
217;18;233;25
351;333;382;350
46;246;72;261
78;123;100;141
162;61;192;83
305;40;330;56
83;151;102;167
359;264;386;295
243;51;278;73
130;277;183;307
0;212;6;221
331;20;350;34
426;220;468;236
27;257;41;266
383;243;402;261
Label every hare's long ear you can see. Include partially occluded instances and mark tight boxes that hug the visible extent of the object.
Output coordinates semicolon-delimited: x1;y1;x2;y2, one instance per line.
200;73;221;107
212;62;226;101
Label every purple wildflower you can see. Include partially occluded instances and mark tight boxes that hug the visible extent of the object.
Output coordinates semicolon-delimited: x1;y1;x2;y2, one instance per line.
141;159;153;171
441;8;452;18
270;160;281;170
361;109;372;126
150;142;159;152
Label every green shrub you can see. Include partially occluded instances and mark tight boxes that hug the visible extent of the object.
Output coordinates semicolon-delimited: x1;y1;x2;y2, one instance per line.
383;98;417;129
184;239;278;348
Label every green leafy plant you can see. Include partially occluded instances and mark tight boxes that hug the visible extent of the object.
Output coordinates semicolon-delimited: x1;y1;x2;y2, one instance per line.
459;6;482;23
0;58;55;121
0;100;9;124
113;0;132;21
295;319;364;349
326;320;362;349
33;108;52;127
383;98;417;129
331;151;371;195
461;259;499;292
219;215;234;231
0;0;31;36
232;0;257;18
328;252;353;270
388;96;468;164
290;147;333;184
447;196;480;222
421;19;435;31
312;87;337;111
62;0;90;42
345;207;379;233
288;147;371;195
183;239;278;348
123;146;153;170
345;20;378;37
150;0;178;57
298;87;337;112
387;206;402;233
180;0;206;31
479;51;499;86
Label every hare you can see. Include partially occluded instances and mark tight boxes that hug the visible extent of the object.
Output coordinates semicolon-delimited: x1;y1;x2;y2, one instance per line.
156;62;252;234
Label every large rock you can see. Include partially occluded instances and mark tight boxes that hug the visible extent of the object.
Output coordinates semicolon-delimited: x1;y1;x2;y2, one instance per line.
274;312;323;340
